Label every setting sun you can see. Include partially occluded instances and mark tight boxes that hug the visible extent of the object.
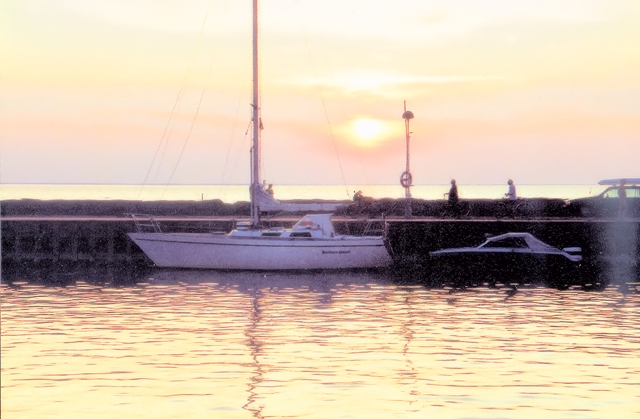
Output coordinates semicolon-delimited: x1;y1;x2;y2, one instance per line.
353;119;383;139
348;118;392;147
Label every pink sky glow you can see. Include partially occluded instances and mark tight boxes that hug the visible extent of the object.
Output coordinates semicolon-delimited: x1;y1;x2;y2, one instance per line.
2;0;639;187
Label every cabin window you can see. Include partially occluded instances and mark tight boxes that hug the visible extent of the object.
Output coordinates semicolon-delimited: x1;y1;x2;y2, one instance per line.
290;232;312;238
602;187;640;198
262;232;282;237
483;237;529;248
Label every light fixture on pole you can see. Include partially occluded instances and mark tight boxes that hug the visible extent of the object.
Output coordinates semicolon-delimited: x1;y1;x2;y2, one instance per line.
400;101;414;218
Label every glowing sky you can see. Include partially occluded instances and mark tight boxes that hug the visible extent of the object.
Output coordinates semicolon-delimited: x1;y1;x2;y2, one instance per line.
2;0;639;186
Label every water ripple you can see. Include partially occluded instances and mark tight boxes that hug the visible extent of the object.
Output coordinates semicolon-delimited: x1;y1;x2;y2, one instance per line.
2;271;639;418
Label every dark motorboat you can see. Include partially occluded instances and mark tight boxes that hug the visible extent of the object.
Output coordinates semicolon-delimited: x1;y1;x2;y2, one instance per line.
429;233;583;285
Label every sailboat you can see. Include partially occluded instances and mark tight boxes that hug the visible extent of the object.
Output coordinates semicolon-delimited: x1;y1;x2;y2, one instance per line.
128;0;392;270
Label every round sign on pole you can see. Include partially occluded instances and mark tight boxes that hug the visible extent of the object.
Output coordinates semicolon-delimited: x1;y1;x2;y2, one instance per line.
400;171;413;189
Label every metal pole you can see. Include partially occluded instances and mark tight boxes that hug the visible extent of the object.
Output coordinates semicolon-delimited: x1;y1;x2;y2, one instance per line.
401;101;414;219
250;0;261;228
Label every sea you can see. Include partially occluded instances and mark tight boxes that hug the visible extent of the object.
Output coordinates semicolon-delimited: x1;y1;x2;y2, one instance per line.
2;184;639;418
0;183;606;202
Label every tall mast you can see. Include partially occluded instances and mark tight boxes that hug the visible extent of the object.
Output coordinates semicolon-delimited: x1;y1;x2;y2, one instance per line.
250;0;261;227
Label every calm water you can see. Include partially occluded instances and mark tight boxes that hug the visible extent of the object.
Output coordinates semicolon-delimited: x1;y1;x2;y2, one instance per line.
2;269;639;419
0;183;604;202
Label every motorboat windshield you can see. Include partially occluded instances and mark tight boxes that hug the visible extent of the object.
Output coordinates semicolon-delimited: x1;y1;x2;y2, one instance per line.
478;233;560;252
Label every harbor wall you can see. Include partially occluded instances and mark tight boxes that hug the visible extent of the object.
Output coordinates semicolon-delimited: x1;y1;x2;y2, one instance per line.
386;219;639;286
2;216;638;286
1;197;572;218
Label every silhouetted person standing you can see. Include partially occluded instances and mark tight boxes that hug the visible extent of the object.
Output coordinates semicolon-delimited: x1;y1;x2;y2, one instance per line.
618;179;628;218
446;179;461;217
503;179;517;217
506;179;517;200
448;179;459;205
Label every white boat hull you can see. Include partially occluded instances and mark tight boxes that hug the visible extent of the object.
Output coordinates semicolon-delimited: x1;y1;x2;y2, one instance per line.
128;232;392;270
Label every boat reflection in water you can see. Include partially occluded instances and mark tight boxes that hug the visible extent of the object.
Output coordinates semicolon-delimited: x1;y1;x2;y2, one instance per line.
143;268;391;296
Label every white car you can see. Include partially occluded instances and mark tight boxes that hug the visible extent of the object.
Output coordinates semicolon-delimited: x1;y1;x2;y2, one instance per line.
567;178;640;218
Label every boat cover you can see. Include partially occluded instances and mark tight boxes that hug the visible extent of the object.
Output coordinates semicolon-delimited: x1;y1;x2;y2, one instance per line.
483;233;560;252
292;214;336;238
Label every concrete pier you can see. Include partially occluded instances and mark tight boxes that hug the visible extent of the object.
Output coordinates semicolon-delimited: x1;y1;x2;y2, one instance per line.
2;215;638;287
385;218;639;287
0;215;380;265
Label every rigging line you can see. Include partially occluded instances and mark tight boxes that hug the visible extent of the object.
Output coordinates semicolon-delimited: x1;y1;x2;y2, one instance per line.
205;0;239;187
162;0;232;198
162;1;232;198
228;120;253;186
152;122;176;183
162;73;213;198
220;94;244;184
221;67;252;184
294;3;350;199
298;12;372;197
137;0;215;199
137;91;182;198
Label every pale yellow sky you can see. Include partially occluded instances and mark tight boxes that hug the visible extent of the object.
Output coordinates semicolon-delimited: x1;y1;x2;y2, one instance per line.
1;0;639;186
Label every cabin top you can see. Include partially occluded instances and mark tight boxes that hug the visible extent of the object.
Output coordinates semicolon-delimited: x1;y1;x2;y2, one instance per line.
232;214;336;239
291;214;336;236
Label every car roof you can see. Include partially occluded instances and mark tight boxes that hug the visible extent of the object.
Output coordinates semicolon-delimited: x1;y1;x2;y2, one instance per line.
598;178;640;185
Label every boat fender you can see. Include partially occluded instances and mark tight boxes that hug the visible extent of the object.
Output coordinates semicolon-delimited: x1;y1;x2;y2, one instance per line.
400;171;412;189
